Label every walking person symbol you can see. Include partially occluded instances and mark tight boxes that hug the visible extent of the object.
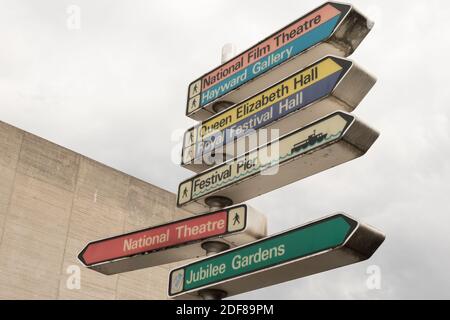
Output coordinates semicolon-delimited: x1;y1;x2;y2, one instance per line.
182;187;188;199
233;212;241;226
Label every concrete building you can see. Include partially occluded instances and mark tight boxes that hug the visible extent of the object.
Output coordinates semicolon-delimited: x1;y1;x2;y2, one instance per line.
0;120;191;299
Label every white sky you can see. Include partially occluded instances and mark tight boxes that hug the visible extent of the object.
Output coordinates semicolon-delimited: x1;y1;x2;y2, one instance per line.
1;0;449;299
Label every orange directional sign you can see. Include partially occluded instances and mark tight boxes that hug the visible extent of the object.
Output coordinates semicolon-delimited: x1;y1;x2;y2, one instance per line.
186;2;373;121
78;205;267;275
182;56;376;172
177;111;379;213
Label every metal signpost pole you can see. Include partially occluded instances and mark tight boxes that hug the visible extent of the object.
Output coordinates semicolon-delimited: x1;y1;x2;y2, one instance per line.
200;46;237;300
201;43;237;255
200;201;232;301
212;44;238;114
201;45;236;298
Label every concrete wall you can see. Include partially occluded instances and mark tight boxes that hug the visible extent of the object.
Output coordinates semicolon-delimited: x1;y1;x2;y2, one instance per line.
0;120;191;299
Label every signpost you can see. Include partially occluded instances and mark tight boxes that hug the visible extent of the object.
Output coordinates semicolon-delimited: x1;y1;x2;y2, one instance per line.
177;111;379;213
80;1;385;301
168;213;385;299
78;205;267;275
182;56;376;172
186;2;373;121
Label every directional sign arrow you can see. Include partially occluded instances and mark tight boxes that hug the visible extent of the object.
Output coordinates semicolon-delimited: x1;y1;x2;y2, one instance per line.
168;213;385;299
78;205;267;275
186;2;373;121
177;111;379;213
182;56;376;172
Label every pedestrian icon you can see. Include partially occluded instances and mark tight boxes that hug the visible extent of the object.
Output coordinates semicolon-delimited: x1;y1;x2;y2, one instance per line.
188;96;200;113
170;269;185;295
227;207;246;233
174;272;183;288
183;147;194;164
233;213;240;225
178;182;193;206
189;80;201;98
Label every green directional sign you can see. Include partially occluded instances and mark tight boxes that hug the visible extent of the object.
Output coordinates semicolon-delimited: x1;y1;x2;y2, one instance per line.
178;215;352;291
168;214;385;299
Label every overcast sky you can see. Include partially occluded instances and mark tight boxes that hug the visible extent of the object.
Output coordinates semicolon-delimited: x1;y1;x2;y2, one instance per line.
1;0;449;299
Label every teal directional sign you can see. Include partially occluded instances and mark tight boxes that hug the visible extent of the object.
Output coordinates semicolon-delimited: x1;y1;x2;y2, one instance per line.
186;2;373;121
168;214;385;299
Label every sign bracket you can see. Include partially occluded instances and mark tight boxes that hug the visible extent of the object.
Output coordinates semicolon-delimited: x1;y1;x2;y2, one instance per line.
212;101;234;113
199;196;233;299
198;289;228;301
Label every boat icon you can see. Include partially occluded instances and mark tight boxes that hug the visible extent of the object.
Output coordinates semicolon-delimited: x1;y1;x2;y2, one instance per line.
291;130;328;154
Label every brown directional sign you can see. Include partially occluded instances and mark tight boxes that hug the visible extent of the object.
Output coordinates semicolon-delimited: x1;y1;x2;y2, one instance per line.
182;56;376;173
186;2;373;121
177;111;379;213
169;213;385;299
78;205;267;275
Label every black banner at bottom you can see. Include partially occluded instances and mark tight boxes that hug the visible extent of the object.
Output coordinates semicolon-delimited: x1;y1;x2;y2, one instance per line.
0;300;443;319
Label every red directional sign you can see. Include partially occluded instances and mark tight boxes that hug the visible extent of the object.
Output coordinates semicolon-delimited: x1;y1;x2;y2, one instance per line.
78;205;266;275
80;212;227;266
